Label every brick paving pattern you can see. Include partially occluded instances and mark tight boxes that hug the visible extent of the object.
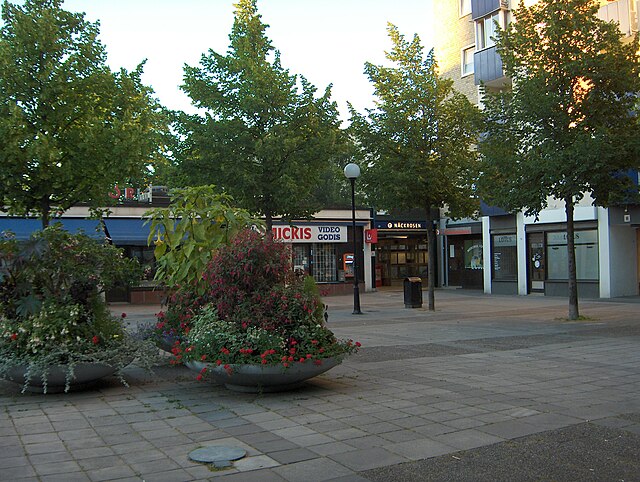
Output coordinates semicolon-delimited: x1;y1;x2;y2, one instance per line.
1;289;639;481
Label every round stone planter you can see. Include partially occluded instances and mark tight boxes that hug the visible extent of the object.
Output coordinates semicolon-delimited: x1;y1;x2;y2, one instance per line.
4;363;120;393
186;357;341;393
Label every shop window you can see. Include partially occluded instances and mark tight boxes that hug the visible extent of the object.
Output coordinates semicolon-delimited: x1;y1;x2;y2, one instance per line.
492;234;517;280
464;239;483;269
292;245;310;275
547;230;598;280
127;246;157;285
313;243;337;282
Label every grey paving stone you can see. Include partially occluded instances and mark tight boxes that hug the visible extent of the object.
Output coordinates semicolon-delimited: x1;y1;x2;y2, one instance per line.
329;447;407;471
33;460;82;476
86;464;137;482
78;454;127;471
309;441;358;456
0;455;30;469
0;464;37;479
272;457;353;482
23;441;67;455
39;472;91;482
268;447;319;464
209;467;287;481
385;438;457;460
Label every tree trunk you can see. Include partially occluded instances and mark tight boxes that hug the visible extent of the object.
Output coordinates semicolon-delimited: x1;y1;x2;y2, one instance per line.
565;197;579;320
265;211;273;239
425;206;436;311
40;198;51;229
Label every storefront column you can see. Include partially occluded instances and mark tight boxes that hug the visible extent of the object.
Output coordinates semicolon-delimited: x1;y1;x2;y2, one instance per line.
517;212;528;295
482;216;491;294
598;207;612;298
363;231;373;292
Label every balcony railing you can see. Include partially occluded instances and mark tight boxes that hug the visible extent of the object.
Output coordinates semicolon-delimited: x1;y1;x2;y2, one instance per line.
472;0;506;21
474;45;504;85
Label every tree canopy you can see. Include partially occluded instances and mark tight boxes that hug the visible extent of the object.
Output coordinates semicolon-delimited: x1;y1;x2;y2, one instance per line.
0;0;167;227
178;0;344;230
478;0;640;318
349;23;482;310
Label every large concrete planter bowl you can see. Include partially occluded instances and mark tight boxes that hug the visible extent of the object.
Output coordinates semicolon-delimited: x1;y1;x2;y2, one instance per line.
4;363;120;393
187;357;341;393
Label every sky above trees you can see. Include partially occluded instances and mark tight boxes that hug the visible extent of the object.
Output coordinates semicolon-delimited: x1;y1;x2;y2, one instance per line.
52;0;434;120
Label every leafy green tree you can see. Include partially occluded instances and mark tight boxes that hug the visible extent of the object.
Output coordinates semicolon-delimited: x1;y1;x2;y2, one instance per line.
179;0;343;231
0;0;167;228
478;0;640;319
145;185;259;295
349;24;482;310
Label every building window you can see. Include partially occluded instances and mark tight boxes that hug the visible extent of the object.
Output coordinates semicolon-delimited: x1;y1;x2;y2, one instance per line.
492;234;517;281
464;239;483;269
460;0;471;16
313;243;337;282
461;45;475;76
476;11;503;50
547;230;599;281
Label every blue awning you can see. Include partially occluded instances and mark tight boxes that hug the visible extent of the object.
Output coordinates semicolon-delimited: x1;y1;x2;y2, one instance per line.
103;218;152;246
0;218;104;240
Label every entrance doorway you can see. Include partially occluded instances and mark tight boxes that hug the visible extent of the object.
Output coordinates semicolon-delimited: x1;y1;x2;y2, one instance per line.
528;232;545;293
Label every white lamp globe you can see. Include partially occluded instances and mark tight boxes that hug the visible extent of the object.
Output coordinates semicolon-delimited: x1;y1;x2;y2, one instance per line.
343;163;361;179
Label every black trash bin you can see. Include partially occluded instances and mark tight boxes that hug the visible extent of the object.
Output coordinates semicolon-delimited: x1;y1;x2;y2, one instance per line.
403;277;423;308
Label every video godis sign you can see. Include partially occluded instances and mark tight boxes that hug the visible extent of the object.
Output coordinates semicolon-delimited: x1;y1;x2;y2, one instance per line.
271;225;347;243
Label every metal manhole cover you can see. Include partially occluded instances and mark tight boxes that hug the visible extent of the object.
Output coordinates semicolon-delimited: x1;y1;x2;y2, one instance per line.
188;445;247;465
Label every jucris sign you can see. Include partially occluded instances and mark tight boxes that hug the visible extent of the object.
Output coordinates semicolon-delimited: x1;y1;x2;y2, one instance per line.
272;225;347;243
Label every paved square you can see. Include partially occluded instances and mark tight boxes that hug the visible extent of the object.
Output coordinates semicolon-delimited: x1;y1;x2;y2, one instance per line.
1;290;639;481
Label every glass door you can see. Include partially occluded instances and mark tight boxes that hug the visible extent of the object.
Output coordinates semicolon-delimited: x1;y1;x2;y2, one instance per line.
528;233;545;293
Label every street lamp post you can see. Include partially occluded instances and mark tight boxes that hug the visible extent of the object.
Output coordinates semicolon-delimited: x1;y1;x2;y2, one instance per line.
344;163;362;315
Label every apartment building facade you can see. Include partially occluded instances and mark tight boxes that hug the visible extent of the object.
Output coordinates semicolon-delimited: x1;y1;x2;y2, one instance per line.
433;0;640;298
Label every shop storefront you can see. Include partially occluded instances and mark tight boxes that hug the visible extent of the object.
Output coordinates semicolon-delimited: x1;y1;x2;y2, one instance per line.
373;220;429;286
442;225;484;290
271;220;370;295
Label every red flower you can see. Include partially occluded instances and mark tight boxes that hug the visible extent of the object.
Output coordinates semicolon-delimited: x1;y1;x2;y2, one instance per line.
201;355;207;361
299;357;305;363
311;340;319;345
216;359;222;366
196;374;203;381
355;342;362;347
261;359;267;364
10;333;18;341
313;360;322;366
121;313;127;319
319;348;325;353
289;348;296;355
92;335;100;345
306;354;312;359
156;321;165;330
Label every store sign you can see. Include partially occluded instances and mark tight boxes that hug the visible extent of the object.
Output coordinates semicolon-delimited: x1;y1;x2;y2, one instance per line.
493;234;517;247
375;221;426;230
365;229;378;244
272;225;347;243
